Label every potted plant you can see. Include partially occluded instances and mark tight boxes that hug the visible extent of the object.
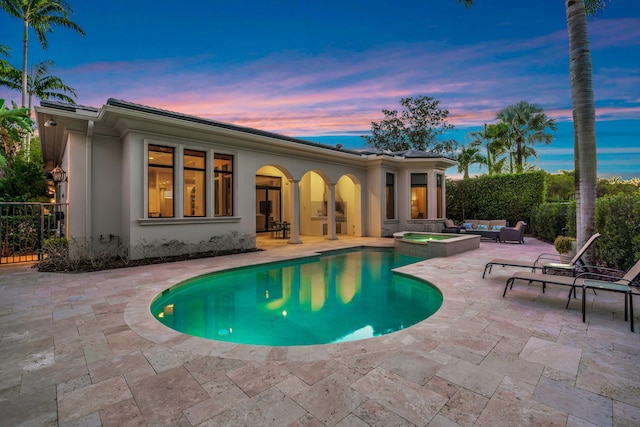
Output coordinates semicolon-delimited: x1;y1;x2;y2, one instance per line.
554;235;576;256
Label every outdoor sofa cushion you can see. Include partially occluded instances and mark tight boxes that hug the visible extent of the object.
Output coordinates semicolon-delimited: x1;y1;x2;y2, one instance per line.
462;219;507;230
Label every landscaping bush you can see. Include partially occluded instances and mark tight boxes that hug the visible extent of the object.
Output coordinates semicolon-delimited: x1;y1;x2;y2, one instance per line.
553;236;575;254
529;202;570;242
36;231;259;272
565;200;576;237
446;171;546;226
595;193;640;271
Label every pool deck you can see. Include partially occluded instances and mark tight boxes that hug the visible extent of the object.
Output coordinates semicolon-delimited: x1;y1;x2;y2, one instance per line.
0;236;638;426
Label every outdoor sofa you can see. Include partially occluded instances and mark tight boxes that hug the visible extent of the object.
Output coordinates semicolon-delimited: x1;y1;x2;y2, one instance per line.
459;219;507;241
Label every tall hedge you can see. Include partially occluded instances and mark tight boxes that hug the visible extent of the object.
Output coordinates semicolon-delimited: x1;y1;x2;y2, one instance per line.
446;171;546;227
529;202;570;242
595;193;640;271
529;195;639;270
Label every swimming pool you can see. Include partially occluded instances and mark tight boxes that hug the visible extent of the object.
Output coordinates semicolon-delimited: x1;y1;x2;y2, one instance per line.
150;247;442;346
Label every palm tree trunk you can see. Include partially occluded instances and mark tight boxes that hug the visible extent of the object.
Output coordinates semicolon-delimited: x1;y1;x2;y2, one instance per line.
516;138;523;173
21;18;29;108
566;0;597;259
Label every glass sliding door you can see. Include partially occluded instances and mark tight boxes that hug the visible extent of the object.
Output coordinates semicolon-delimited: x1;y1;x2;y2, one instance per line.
256;176;282;232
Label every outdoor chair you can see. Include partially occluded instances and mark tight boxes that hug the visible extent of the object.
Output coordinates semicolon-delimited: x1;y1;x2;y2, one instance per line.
482;233;601;278
269;221;284;239
499;221;527;244
503;258;640;332
442;219;462;234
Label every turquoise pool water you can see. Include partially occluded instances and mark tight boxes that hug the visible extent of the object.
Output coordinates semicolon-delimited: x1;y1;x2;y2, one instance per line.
151;247;442;346
401;233;454;242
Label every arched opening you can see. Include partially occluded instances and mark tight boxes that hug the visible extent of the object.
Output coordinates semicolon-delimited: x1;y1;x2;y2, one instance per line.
335;174;362;236
255;165;292;235
299;171;329;236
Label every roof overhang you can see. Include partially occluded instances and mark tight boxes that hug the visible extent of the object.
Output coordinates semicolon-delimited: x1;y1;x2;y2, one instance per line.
35;98;458;172
35;102;100;171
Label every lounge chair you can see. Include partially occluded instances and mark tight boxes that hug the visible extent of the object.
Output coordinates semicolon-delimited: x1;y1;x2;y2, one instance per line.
503;259;640;332
482;233;601;278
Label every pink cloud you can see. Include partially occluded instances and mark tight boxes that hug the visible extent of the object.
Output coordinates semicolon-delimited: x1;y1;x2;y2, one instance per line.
44;19;638;137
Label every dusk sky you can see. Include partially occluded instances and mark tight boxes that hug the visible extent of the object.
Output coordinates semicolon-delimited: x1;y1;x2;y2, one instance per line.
1;0;639;178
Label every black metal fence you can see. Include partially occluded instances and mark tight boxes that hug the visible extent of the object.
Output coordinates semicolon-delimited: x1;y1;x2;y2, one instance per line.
0;203;68;264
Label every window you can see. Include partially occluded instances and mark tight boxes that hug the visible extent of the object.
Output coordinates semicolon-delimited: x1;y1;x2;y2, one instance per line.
148;145;174;217
436;174;444;218
214;154;234;216
184;149;205;217
385;173;395;219
410;173;428;219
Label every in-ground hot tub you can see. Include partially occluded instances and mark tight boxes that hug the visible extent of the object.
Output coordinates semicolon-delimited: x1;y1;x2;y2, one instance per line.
393;231;480;258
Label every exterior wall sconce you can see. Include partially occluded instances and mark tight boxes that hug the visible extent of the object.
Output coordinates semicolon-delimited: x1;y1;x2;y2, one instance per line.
51;166;66;183
44;117;57;127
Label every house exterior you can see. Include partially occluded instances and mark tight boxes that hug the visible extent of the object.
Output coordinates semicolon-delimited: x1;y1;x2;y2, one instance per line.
35;99;457;259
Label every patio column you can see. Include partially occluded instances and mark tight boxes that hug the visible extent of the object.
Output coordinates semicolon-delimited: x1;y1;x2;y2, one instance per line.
326;183;338;240
288;178;302;244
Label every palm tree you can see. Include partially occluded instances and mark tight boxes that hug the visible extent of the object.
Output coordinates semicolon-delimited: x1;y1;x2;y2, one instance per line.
0;45;21;89
566;0;601;254
456;142;485;179
458;0;605;261
0;45;13;69
467;122;510;175
0;98;32;160
496;101;556;173
0;0;84;107
484;122;511;174
2;60;77;109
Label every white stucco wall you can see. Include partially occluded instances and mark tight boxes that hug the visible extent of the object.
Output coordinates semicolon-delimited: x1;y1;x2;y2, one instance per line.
36;101;457;260
65;131;88;240
91;135;122;244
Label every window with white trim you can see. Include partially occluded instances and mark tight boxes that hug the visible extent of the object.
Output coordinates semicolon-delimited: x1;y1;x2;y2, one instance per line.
184;149;206;217
148;145;174;218
214;153;234;216
410;173;428;219
385;172;395;220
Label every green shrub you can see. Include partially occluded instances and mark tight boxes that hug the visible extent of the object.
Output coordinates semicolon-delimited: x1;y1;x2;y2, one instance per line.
36;231;258;272
595;193;640;270
565;200;576;237
530;202;570;242
446;171;546;226
553;236;575;254
43;237;68;257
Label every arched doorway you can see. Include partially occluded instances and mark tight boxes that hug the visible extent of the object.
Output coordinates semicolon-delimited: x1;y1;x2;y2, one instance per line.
335;174;362;237
255;165;290;234
297;171;361;238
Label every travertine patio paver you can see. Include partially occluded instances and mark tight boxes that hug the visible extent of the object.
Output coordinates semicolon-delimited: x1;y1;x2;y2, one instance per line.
520;336;583;376
0;235;638;426
533;376;613;426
